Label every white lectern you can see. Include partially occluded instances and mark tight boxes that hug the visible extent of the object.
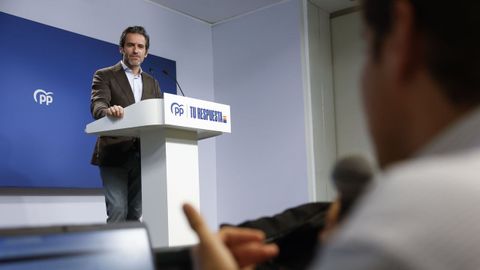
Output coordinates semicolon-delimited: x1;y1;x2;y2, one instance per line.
85;93;231;248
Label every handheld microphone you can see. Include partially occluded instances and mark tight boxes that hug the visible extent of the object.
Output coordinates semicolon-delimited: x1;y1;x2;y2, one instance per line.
162;69;186;97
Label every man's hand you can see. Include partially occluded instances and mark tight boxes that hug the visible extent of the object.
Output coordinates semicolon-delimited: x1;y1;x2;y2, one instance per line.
105;105;124;118
183;203;278;270
219;226;278;268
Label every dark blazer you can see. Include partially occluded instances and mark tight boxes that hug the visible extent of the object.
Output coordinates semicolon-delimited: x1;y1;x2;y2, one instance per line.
90;62;162;166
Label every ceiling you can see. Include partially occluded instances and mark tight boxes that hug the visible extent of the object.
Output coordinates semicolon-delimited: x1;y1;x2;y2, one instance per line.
310;0;359;14
147;0;359;24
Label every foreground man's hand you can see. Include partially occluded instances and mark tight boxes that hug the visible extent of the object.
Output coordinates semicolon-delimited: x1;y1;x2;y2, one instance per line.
183;203;278;270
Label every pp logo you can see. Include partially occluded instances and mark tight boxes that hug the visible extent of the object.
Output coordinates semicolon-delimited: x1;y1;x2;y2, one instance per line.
33;89;54;106
170;102;184;116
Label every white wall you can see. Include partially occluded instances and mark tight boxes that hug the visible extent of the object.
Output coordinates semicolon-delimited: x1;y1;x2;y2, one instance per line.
306;1;337;201
0;192;105;227
331;11;376;164
213;0;311;225
0;0;218;228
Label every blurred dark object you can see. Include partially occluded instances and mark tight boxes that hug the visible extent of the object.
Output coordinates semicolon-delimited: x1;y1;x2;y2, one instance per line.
331;155;374;221
153;246;193;270
222;202;331;270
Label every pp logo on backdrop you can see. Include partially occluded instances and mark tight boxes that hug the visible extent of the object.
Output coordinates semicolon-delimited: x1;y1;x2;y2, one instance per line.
170;102;184;116
33;89;54;106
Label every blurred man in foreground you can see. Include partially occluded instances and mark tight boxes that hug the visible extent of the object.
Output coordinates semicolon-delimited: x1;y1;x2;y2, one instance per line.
184;0;480;269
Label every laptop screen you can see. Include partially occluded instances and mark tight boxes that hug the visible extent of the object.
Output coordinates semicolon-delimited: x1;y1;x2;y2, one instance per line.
0;223;155;270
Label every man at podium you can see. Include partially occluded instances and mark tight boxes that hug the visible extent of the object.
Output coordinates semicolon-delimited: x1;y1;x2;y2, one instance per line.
90;26;162;223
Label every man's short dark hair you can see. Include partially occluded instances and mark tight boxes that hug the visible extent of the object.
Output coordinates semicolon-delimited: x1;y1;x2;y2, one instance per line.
119;26;150;50
362;0;480;105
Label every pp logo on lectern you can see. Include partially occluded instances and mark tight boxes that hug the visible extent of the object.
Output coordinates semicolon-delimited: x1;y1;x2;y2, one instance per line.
170;102;185;116
33;89;54;106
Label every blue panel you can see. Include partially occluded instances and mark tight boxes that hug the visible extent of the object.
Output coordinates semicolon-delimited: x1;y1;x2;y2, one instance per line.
0;11;177;188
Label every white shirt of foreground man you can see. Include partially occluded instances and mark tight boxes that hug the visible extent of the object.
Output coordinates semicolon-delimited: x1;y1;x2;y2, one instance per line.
313;107;480;270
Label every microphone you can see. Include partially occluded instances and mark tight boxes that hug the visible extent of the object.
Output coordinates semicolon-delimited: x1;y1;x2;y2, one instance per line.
162;69;186;97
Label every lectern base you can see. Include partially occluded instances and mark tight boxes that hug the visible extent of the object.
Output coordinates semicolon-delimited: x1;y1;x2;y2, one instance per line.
141;128;199;248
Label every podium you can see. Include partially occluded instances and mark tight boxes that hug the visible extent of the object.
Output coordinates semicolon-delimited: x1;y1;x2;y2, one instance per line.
85;93;231;247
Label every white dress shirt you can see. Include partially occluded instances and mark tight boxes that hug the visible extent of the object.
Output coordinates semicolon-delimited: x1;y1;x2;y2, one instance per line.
312;107;480;270
121;61;143;103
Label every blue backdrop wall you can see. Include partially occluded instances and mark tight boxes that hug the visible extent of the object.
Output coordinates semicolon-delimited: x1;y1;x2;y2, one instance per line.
0;11;176;188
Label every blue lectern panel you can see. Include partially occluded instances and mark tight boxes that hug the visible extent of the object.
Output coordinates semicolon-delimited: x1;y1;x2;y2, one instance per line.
0;11;177;188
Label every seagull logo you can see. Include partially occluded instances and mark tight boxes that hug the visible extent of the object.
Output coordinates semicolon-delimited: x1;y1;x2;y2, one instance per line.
171;102;184;116
33;89;54;105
